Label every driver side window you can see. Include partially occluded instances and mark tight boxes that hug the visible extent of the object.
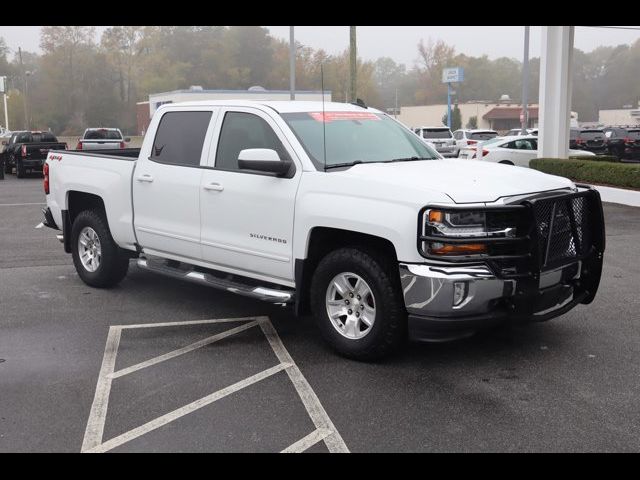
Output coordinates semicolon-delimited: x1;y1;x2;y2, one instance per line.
215;112;291;171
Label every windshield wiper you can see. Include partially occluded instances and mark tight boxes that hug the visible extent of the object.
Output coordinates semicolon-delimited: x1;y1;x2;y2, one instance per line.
324;160;365;170
384;156;435;163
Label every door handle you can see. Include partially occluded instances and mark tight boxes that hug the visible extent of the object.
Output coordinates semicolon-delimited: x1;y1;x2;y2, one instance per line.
203;182;224;192
136;174;154;183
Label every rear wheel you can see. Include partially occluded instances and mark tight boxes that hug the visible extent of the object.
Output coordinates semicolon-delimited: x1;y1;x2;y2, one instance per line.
499;160;514;166
310;247;407;360
2;157;10;174
71;210;129;288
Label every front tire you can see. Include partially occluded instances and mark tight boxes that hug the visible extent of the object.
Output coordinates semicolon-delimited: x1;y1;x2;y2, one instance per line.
310;248;407;360
71;210;129;288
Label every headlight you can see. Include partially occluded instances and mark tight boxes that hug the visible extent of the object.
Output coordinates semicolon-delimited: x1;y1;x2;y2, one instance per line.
422;208;518;257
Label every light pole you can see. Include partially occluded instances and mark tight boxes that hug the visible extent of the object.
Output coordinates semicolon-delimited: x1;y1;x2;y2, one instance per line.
349;26;357;102
24;71;34;130
289;26;295;100
521;26;530;134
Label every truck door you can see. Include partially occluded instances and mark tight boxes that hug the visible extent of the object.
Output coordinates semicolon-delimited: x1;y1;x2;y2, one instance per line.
132;108;218;261
199;107;301;284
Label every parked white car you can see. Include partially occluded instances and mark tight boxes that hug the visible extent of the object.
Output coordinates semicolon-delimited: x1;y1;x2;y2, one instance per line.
413;126;456;157
452;129;499;157
42;101;605;360
459;135;595;167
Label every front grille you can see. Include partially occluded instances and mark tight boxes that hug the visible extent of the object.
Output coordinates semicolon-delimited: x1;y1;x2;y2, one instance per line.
417;188;603;279
531;194;593;270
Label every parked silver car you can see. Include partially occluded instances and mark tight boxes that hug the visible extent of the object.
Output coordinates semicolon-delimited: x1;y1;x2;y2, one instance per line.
413;126;456;157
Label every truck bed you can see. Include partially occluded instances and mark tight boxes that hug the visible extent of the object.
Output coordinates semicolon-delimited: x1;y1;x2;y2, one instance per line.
62;148;141;159
46;149;139;250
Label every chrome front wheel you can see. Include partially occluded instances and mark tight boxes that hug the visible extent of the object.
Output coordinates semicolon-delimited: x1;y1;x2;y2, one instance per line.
325;272;376;340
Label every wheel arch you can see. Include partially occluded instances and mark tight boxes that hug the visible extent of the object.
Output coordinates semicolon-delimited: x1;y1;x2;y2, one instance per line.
294;227;399;316
64;191;107;254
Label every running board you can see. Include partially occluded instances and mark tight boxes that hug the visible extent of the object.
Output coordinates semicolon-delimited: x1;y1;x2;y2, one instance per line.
136;258;295;304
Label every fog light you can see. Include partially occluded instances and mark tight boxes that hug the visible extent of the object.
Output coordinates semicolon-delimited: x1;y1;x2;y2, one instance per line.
453;281;468;307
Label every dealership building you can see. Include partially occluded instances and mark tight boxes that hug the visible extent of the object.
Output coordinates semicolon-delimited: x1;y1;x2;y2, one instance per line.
136;86;331;135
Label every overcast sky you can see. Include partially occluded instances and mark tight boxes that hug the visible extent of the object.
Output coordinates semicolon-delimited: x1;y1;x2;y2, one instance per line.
1;26;639;66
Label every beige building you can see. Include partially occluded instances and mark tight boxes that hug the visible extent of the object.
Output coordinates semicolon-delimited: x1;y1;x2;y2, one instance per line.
398;102;540;132
598;105;640;126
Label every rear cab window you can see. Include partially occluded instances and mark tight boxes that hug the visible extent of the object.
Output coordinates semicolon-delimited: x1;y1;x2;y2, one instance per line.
151;111;213;167
469;131;498;141
421;128;452;139
85;129;122;140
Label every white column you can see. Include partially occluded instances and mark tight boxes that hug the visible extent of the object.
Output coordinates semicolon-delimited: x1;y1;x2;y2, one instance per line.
538;26;575;158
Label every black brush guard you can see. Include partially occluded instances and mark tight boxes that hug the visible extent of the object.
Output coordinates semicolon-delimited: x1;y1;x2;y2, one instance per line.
417;186;605;319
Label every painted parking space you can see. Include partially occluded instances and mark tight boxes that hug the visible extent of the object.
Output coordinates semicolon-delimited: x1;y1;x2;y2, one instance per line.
82;316;348;453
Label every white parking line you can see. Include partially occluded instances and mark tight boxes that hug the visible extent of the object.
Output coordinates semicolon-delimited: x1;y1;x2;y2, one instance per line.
82;316;349;453
0;202;45;207
81;326;122;453
85;363;291;453
281;428;333;453
108;320;260;379
258;318;349;453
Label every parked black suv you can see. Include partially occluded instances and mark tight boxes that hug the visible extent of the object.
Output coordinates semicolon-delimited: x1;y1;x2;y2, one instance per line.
603;126;640;160
569;128;608;155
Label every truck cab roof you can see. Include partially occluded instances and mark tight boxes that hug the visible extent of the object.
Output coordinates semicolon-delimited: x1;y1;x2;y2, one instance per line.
158;100;384;115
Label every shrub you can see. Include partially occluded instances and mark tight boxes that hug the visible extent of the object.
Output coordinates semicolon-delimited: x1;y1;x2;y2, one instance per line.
530;158;640;190
568;155;620;163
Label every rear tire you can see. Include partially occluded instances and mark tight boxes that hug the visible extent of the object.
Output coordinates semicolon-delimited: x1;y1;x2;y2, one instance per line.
499;160;514;166
71;210;129;288
2;158;10;174
310;247;407;361
15;158;25;178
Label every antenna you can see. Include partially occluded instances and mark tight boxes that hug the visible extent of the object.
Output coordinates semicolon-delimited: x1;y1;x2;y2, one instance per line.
321;63;327;171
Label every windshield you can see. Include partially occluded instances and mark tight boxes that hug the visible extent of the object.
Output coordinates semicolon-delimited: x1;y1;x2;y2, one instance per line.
579;130;604;140
85;129;122;140
469;131;498;140
281;111;438;169
422;129;451;139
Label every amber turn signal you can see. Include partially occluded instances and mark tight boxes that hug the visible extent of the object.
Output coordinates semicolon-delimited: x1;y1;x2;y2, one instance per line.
430;243;487;255
428;209;443;223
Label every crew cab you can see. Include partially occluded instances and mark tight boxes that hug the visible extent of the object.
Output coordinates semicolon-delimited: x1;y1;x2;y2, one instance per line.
3;130;67;177
76;128;131;151
42;101;605;360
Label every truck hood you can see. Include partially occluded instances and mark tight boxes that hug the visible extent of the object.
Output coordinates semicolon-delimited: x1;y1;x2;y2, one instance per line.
335;159;574;203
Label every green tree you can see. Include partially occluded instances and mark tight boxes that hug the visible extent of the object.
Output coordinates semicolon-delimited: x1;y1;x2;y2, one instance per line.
467;115;478;129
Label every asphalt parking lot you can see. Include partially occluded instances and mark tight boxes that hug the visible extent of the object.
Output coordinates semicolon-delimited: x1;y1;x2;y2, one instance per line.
1;174;640;452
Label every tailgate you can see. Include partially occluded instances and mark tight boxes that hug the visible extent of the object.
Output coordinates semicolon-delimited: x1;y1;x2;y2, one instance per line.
80;140;122;150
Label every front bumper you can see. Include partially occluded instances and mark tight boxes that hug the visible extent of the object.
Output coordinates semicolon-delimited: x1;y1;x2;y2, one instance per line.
399;260;589;341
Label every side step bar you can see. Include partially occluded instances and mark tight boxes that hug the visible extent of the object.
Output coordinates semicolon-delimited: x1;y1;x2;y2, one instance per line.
136;258;295;304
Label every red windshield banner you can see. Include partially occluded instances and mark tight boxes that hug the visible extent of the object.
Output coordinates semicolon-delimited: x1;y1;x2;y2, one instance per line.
308;112;381;122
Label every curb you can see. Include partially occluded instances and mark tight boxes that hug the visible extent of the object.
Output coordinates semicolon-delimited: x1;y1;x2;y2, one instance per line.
592;185;640;207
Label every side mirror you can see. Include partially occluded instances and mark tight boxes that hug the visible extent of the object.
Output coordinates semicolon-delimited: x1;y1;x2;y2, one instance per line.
238;149;292;176
124;137;131;143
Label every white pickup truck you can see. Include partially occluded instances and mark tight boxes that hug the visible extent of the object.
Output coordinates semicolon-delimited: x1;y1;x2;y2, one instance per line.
76;128;130;151
42;100;606;360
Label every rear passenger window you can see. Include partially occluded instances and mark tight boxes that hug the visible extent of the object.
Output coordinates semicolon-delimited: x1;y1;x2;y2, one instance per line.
151;111;212;167
215;112;290;171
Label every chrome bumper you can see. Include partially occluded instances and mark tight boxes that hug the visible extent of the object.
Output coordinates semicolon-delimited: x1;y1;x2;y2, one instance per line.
399;263;511;318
